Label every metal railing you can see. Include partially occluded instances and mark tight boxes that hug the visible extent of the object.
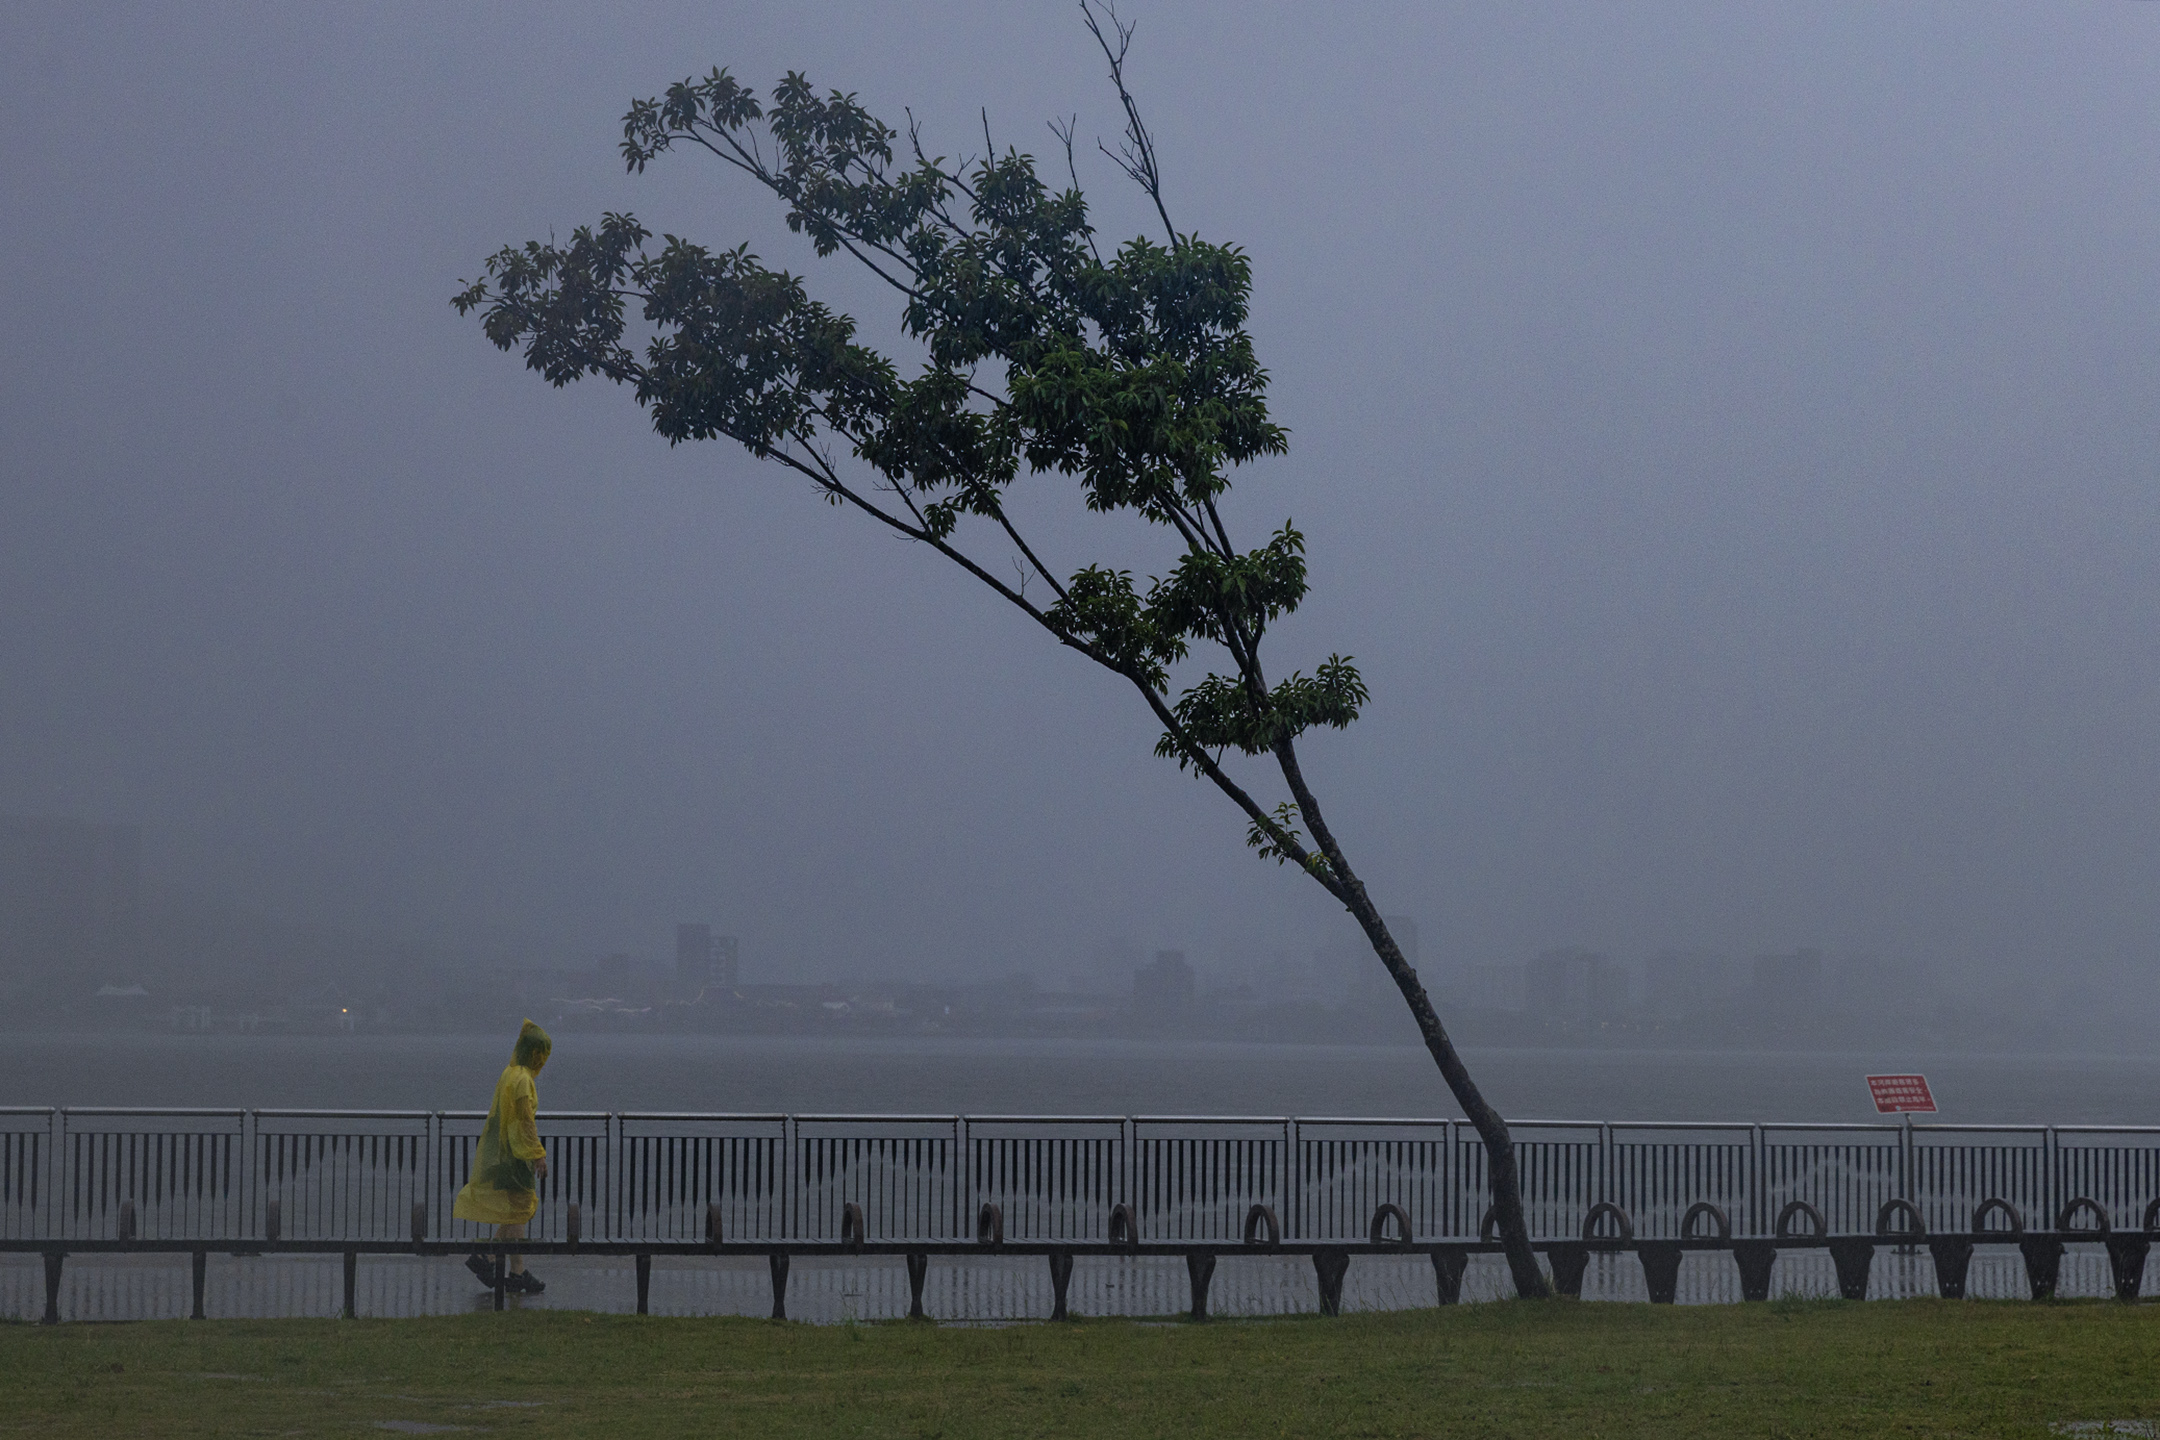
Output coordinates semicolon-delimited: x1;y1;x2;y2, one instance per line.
11;1109;2160;1243
8;1109;2160;1322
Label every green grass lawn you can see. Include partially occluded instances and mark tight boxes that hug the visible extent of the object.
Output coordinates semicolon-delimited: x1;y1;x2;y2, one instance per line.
4;1300;2156;1438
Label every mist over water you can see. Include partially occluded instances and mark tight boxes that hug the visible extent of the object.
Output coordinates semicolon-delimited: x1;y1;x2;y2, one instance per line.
4;4;2158;1100
9;1033;2156;1126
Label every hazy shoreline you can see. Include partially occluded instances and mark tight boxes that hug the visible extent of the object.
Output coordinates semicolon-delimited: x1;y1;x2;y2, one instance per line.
7;1031;2155;1127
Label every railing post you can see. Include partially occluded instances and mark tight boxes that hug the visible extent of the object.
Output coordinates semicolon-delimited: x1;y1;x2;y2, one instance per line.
768;1252;790;1321
956;1115;969;1244
1122;1116;1136;1241
604;1112;620;1243
41;1251;63;1324
425;1113;440;1253
1313;1247;1349;1316
906;1250;929;1319
1896;1113;1908;1216
55;1110;71;1244
2044;1126;2059;1233
614;1110;628;1242
1445;1119;1459;1239
241;1109;258;1242
1749;1125;1763;1236
41;1108;59;1240
784;1115;799;1242
1432;1248;1467;1303
1185;1251;1215;1321
1047;1249;1074;1321
1284;1118;1299;1243
1451;1121;1465;1241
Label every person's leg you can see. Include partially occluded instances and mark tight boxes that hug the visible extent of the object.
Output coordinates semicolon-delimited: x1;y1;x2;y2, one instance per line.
495;1220;543;1293
496;1222;526;1275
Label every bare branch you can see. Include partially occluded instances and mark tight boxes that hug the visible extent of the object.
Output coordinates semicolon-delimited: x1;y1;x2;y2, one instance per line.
904;109;982;229
994;512;1069;602
1048;115;1105;264
1080;0;1178;246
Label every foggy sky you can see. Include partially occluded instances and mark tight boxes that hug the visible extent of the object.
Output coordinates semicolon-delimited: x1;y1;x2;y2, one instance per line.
3;3;2155;997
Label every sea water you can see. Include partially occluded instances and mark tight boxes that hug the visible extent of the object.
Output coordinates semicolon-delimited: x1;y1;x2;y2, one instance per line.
3;1030;2154;1124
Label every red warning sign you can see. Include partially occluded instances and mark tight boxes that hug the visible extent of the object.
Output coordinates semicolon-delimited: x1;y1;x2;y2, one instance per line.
1867;1074;1937;1114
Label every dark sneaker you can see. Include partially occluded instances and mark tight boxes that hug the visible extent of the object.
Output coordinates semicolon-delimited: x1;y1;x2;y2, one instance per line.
464;1253;497;1287
505;1270;545;1295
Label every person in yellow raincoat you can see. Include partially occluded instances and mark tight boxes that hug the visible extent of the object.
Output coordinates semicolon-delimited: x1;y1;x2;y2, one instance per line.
456;1019;551;1293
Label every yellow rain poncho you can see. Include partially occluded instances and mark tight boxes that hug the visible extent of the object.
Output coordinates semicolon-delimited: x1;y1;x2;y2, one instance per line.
452;1020;552;1226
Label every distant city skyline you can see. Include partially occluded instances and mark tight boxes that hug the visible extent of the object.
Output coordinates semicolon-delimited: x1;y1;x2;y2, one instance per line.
6;801;2100;1055
1;806;1917;992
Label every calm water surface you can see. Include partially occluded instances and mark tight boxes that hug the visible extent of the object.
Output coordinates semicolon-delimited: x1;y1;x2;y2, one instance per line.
5;1032;2155;1124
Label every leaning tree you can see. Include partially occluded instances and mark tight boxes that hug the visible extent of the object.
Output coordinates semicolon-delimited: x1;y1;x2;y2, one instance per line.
454;6;1550;1297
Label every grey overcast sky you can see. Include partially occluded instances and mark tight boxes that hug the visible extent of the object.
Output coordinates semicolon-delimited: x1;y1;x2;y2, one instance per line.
2;3;2154;993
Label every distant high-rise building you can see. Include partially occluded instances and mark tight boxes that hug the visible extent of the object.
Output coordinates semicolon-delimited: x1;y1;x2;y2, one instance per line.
1641;950;1750;1015
1830;954;1931;1016
1133;949;1195;1011
1524;947;1628;1022
675;923;739;991
0;815;141;994
1751;949;1824;1009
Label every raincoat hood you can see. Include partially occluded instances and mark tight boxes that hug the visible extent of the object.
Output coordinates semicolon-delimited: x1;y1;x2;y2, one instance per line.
513;1018;552;1070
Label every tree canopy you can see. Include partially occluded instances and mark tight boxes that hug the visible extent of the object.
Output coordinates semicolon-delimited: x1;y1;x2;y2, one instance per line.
453;6;1550;1298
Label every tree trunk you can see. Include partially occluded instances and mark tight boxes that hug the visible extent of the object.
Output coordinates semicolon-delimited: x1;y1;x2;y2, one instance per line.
1271;744;1550;1298
1339;888;1551;1299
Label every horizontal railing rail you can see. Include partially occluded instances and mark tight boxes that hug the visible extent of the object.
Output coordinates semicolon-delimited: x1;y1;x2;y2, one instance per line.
11;1214;2151;1323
